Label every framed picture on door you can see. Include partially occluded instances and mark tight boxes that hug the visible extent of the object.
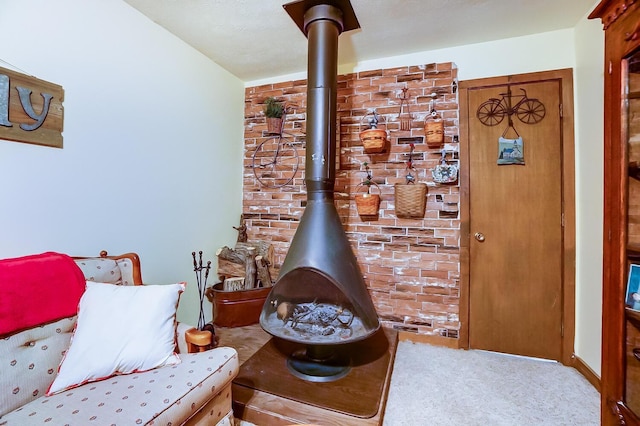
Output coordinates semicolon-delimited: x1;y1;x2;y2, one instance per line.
626;264;640;311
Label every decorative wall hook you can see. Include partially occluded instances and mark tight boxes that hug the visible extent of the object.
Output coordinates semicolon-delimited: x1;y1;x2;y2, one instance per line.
398;87;412;131
429;100;438;117
363;161;373;184
405;143;417;183
368;110;380;128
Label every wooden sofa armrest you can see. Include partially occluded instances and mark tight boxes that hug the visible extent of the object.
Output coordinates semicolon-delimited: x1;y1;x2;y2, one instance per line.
183;324;219;353
185;328;214;353
72;250;143;285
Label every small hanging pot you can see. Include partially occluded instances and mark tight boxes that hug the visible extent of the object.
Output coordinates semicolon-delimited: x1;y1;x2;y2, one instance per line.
266;117;283;134
354;182;381;217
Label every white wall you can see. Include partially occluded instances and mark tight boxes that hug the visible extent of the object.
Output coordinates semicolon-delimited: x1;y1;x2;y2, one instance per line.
247;12;606;376
573;5;605;377
0;0;245;324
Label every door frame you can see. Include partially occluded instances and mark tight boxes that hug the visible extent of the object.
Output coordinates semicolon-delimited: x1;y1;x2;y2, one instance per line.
458;69;576;366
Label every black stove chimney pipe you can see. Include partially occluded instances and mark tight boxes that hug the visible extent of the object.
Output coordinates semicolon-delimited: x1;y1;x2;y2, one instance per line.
304;3;341;198
284;0;359;195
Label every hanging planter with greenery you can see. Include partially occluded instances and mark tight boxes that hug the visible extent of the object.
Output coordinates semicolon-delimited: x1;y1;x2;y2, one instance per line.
264;96;284;134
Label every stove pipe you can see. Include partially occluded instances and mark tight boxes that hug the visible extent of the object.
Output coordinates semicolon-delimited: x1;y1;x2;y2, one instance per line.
260;0;380;346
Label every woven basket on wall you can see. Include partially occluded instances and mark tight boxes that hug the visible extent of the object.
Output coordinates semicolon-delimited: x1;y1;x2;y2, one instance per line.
395;182;427;218
359;128;387;153
355;182;381;216
424;119;444;148
359;112;388;153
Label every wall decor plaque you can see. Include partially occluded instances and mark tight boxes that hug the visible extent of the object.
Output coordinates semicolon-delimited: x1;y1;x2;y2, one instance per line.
0;66;64;148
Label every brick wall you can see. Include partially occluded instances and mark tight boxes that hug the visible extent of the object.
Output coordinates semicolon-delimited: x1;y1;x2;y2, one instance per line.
242;62;461;338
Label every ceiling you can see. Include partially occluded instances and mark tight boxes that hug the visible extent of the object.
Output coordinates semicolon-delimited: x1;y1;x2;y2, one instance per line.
123;0;597;83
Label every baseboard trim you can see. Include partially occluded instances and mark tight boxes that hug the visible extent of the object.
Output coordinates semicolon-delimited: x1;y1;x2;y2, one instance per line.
571;353;601;392
398;331;460;349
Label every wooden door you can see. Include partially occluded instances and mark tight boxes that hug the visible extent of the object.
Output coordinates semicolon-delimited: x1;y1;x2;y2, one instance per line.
466;79;564;360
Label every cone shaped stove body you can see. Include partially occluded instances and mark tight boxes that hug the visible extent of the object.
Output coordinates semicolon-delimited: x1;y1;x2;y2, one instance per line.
260;0;380;356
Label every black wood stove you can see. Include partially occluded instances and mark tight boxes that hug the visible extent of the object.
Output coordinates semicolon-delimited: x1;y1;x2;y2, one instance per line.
260;0;380;382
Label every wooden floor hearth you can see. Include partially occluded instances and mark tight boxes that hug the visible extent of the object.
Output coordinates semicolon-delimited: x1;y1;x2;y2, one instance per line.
216;324;398;425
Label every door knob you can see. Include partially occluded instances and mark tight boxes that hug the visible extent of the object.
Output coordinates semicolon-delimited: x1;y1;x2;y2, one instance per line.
474;232;485;242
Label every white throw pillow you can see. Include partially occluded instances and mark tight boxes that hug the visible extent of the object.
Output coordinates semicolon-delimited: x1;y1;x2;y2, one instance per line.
47;281;185;395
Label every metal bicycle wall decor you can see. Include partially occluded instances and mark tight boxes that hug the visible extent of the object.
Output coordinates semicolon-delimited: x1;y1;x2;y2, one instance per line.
476;87;545;127
476;86;546;166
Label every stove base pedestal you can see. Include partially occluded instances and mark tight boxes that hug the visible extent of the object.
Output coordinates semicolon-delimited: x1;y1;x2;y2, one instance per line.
287;347;351;382
232;327;397;425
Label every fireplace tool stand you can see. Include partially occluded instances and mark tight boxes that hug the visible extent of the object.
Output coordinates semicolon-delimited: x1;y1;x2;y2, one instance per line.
192;250;212;331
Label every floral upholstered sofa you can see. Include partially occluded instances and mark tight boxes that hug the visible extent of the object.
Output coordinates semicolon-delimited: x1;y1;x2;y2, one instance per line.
0;251;239;426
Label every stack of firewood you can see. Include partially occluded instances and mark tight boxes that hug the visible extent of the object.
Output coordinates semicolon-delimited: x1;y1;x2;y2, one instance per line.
216;240;275;290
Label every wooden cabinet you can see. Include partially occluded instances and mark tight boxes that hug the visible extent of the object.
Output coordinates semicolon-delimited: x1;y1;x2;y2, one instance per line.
590;1;640;424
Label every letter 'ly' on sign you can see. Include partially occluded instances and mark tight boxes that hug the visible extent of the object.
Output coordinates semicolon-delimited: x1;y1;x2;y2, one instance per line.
0;66;64;148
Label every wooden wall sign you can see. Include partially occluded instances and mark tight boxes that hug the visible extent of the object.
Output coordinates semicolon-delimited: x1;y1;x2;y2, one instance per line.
0;66;64;148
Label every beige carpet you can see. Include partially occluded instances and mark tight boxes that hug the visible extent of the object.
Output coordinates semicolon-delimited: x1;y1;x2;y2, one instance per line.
228;327;600;425
383;341;600;425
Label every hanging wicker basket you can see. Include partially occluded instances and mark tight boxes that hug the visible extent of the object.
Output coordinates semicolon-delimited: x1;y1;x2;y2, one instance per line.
359;128;387;153
424;115;444;148
359;112;388;153
354;182;381;216
395;182;427;218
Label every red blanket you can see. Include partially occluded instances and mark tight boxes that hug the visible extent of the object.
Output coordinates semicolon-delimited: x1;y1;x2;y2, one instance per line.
0;252;86;336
